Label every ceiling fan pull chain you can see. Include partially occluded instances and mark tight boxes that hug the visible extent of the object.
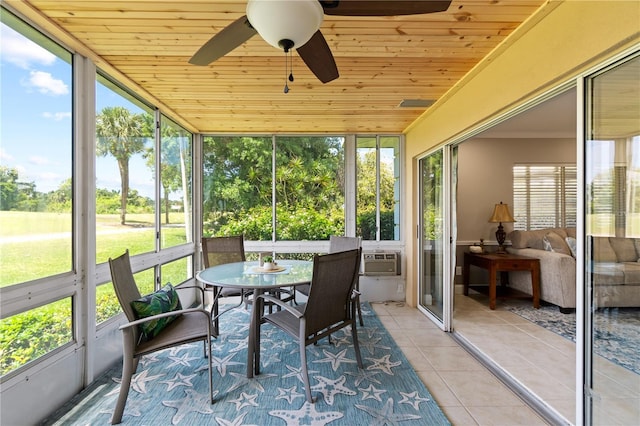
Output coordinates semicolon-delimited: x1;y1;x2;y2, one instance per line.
288;49;294;83
284;49;294;94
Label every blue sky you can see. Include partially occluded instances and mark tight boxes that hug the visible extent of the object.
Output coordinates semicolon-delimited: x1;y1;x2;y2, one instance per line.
1;21;155;197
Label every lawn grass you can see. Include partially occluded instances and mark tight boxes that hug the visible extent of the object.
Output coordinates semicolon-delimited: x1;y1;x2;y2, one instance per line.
1;212;189;287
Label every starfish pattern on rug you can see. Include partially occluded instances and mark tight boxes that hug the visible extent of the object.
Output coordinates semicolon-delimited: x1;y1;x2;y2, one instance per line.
356;397;422;424
310;375;357;405
344;368;383;386
159;372;196;391
399;391;431;410
275;385;305;404
139;352;161;368
112;368;165;394
313;348;358;371
195;352;244;377
162;388;216;424
166;352;200;368
214;411;258;426
366;354;402;375
359;336;391;355
225;371;278;393
42;303;451;426
283;364;320;383
359;383;387;401
224;337;248;353
269;401;343;425
227;391;259;410
98;394;147;417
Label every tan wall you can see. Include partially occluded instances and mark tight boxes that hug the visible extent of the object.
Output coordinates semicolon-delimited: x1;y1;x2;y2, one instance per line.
403;1;640;307
457;138;576;243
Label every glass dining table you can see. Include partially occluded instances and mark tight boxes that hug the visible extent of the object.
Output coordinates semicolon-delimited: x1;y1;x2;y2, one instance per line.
196;259;313;378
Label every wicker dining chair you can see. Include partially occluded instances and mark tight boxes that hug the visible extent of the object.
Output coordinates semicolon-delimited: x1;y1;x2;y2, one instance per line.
108;250;213;424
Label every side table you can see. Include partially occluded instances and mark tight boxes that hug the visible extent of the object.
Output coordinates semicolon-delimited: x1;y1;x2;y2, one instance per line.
463;252;540;310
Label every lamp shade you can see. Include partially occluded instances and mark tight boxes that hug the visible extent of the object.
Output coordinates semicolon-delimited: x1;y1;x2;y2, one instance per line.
489;202;515;223
246;0;323;51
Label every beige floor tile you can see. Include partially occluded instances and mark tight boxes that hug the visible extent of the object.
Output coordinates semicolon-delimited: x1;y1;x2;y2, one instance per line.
416;370;464;407
465;405;549;426
420;346;486;371
441;406;479;425
437;370;526;407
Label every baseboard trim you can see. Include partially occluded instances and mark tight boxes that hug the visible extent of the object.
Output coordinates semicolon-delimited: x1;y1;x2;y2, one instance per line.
451;331;573;426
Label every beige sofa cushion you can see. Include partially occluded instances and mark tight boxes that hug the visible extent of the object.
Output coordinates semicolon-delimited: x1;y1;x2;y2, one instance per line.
593;237;618;263
509;227;575;250
543;231;572;256
609;237;638;262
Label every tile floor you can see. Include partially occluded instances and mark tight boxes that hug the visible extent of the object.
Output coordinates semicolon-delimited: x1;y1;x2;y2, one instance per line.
450;293;639;426
375;293;640;426
371;301;550;426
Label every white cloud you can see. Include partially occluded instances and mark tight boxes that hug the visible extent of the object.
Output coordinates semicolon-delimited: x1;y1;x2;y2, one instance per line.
43;111;72;121
0;26;56;69
30;156;51;166
26;70;69;96
0;148;15;162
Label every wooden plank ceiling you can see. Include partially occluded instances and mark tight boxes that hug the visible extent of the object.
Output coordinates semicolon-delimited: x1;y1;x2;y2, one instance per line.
21;0;546;134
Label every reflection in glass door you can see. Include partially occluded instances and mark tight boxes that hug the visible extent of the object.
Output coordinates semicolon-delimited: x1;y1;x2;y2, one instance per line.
585;53;640;425
419;147;454;326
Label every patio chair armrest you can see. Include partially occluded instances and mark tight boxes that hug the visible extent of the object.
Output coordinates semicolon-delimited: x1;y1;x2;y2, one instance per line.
174;284;206;300
257;294;303;318
119;307;211;330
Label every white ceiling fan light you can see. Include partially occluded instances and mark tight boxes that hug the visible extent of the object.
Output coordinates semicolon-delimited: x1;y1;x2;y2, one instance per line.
246;0;324;52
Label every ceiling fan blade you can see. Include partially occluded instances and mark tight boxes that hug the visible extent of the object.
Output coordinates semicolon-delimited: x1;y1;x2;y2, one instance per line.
297;30;339;84
189;15;256;66
320;0;451;16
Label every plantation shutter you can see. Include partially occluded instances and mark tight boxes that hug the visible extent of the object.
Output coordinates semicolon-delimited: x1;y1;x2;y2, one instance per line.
513;165;577;230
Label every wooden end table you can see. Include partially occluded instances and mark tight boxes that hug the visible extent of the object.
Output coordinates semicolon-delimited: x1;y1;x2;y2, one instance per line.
463;252;540;310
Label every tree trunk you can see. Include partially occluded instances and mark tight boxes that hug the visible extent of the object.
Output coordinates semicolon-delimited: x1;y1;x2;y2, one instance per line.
179;144;192;240
118;158;129;225
163;185;170;224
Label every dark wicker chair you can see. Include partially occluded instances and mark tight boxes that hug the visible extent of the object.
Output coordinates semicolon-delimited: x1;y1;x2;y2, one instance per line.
255;248;363;403
108;250;213;424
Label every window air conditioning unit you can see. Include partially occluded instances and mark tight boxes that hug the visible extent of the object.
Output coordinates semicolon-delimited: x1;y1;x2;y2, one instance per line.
362;251;399;276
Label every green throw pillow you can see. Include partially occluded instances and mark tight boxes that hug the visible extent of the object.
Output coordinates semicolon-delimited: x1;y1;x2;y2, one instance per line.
130;283;182;341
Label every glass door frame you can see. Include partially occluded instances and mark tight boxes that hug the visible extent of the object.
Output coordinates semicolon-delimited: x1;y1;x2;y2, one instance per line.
580;48;640;426
417;145;454;331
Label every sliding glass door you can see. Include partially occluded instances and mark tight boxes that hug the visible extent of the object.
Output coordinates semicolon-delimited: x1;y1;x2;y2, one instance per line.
418;147;455;328
584;52;640;425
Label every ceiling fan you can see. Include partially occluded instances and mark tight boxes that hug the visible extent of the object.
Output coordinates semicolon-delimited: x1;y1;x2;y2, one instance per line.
189;0;452;84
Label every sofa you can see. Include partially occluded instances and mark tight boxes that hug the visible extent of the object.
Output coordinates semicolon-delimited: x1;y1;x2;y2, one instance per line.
506;227;640;312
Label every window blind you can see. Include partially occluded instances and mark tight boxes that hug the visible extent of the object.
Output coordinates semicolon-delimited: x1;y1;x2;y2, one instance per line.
513;165;577;230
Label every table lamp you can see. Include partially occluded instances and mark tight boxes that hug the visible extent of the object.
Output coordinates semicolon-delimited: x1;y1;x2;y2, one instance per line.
489;201;515;254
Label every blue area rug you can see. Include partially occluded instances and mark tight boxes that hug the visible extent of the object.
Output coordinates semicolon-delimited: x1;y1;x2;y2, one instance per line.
508;303;640;375
43;303;450;425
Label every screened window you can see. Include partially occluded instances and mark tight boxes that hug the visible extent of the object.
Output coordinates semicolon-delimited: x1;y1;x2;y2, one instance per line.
95;73;155;264
0;13;73;286
0;11;74;376
159;115;193;248
513;164;577;230
202;136;345;241
356;136;401;241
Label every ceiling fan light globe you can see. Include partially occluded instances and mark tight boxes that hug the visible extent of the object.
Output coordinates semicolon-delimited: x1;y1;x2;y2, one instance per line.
246;0;323;51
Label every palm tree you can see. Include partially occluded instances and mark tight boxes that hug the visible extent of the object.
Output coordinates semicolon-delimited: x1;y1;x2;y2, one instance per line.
96;106;149;225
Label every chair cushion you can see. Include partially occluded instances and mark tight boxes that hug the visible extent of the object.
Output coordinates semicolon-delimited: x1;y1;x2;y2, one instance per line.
130;283;182;341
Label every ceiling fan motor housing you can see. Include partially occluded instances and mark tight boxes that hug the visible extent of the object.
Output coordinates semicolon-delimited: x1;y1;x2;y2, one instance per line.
246;0;324;51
